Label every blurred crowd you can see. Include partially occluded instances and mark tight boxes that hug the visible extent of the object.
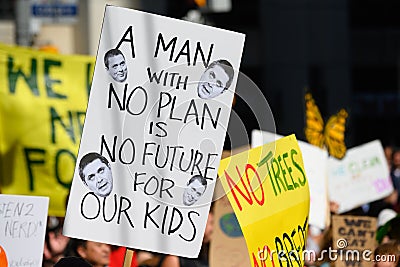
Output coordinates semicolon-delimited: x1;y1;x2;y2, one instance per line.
43;204;214;267
305;144;400;267
42;145;400;267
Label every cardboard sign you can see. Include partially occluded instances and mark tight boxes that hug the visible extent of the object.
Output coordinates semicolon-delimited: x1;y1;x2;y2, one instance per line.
332;215;377;267
0;43;94;216
218;134;310;267
63;6;245;258
328;140;393;214
251;130;329;230
211;147;251;267
210;195;250;267
0;194;49;267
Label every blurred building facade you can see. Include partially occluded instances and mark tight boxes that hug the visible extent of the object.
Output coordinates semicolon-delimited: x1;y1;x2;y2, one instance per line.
1;0;400;148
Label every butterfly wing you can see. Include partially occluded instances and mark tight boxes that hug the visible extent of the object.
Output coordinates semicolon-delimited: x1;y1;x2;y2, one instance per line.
304;93;325;148
324;109;348;159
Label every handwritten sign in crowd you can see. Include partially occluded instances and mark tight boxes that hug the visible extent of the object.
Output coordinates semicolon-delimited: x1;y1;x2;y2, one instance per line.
64;6;245;257
218;134;310;267
332;215;377;267
328;140;393;214
0;43;94;216
0;194;49;267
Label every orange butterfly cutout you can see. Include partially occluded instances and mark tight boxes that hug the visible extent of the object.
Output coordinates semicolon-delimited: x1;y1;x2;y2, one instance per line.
304;92;348;159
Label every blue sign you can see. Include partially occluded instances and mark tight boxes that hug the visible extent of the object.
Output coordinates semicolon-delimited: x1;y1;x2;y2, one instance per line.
32;4;78;17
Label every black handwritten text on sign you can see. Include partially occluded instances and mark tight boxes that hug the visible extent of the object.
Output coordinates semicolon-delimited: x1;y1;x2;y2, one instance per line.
0;201;44;238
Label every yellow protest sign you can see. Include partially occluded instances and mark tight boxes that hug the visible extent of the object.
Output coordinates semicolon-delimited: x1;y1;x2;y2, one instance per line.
0;43;94;216
218;134;310;267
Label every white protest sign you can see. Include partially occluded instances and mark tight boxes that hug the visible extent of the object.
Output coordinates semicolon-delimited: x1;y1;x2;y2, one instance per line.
251;130;329;230
63;6;245;258
328;140;393;214
0;194;49;267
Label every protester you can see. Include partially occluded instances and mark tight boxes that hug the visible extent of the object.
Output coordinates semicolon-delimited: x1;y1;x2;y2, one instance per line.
373;240;400;267
376;213;400;244
43;216;70;267
377;209;398;244
378;209;398;230
65;238;112;267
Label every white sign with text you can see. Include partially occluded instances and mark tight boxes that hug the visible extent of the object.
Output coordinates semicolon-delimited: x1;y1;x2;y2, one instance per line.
328;140;393;214
0;194;49;267
64;6;245;257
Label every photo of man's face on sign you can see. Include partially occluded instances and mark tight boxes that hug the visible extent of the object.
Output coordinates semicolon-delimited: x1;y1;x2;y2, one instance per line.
79;152;114;197
183;175;207;206
104;48;128;83
197;59;234;99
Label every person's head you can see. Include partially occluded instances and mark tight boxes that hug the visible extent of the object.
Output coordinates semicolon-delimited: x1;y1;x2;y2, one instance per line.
104;48;127;82
66;239;111;267
374;240;400;267
79;153;113;197
44;216;70;265
197;59;234;99
183;175;207;206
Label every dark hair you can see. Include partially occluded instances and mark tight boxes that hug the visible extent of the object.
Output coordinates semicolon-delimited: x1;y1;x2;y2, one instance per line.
187;175;207;189
78;152;109;184
104;48;125;68
208;59;234;91
54;256;92;267
64;238;87;257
